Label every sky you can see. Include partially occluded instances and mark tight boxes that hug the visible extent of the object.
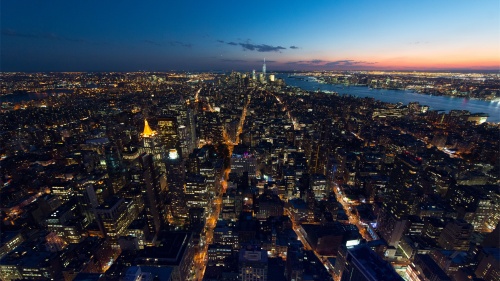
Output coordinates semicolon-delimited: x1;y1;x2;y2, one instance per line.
1;0;499;72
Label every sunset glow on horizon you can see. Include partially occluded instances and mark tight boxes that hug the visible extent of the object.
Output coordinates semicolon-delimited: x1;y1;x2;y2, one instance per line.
1;0;499;72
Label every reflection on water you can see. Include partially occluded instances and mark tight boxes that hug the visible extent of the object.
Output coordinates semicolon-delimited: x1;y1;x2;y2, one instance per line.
279;74;500;123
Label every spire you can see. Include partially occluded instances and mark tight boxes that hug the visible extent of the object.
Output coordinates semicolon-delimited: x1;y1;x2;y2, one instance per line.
143;119;155;137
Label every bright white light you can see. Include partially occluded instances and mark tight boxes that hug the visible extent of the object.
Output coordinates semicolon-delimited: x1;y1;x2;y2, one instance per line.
346;239;360;247
169;149;179;159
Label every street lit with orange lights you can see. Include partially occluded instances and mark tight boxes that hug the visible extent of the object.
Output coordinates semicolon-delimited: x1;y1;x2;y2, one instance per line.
331;183;375;241
190;92;251;281
285;207;337;278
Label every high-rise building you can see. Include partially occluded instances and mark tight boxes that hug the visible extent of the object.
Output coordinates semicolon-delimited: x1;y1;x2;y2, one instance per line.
475;248;500;281
185;173;208;210
387;152;423;215
437;219;473;251
165;149;188;225
139;119;163;170
239;248;268;281
104;145;124;175
231;145;257;178
94;196;140;246
256;190;283;220
310;173;327;200
138;153;163;237
157;117;179;152
46;198;87;244
188;207;205;231
447;185;499;233
334;244;403;281
178;125;190;159
262;58;266;76
377;203;410;247
207;244;233;266
74;174;113;224
405;254;451;281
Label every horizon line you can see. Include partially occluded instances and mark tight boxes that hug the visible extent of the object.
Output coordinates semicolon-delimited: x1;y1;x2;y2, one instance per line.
1;68;499;74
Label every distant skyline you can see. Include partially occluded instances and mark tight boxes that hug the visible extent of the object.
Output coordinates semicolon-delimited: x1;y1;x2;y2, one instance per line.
1;0;499;72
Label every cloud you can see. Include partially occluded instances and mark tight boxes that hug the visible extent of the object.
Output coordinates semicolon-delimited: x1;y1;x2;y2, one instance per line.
168;41;192;48
143;39;192;48
256;60;276;63
286;59;377;69
324;60;360;67
2;28;37;38
221;59;247;62
409;41;429;45
142;39;193;48
239;43;286;52
286;59;326;65
144;40;162;46
2;28;84;42
221;39;293;52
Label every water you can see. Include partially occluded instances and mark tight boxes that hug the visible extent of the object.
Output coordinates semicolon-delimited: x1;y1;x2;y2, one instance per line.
0;92;49;103
278;74;500;123
2;76;499;123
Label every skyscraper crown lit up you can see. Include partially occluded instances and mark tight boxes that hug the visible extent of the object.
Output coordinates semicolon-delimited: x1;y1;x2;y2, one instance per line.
142;119;156;137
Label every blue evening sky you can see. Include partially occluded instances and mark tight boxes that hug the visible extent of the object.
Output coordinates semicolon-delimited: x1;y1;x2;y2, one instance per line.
1;0;498;71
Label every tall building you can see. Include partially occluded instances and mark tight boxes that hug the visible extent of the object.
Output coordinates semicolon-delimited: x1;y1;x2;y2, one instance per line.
475;248;500;281
138;153;163;237
231;145;257;178
185;173;208;210
104;145;124;175
262;58;266;76
334;244;403;281
165;149;188;224
377;203;410;247
239;248;268;281
178;125;190;159
437;219;473;251
74;174;113;224
310;173;327;200
46;199;87;244
186;106;197;152
447;185;499;233
157;117;179;152
140;119;163;170
95;196;140;246
387;152;423;215
405;254;451;281
256;190;283;220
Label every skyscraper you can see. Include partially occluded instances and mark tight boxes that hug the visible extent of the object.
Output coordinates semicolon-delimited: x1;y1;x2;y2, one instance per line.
262;58;266;76
140;119;167;175
165;149;188;225
334;244;403;281
138;153;163;237
157;117;179;152
239;248;268;281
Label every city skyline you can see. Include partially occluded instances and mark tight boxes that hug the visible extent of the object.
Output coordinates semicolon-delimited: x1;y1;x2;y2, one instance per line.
1;0;499;72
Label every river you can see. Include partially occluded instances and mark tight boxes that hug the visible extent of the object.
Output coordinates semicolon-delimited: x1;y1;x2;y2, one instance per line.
0;92;50;103
278;74;500;123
